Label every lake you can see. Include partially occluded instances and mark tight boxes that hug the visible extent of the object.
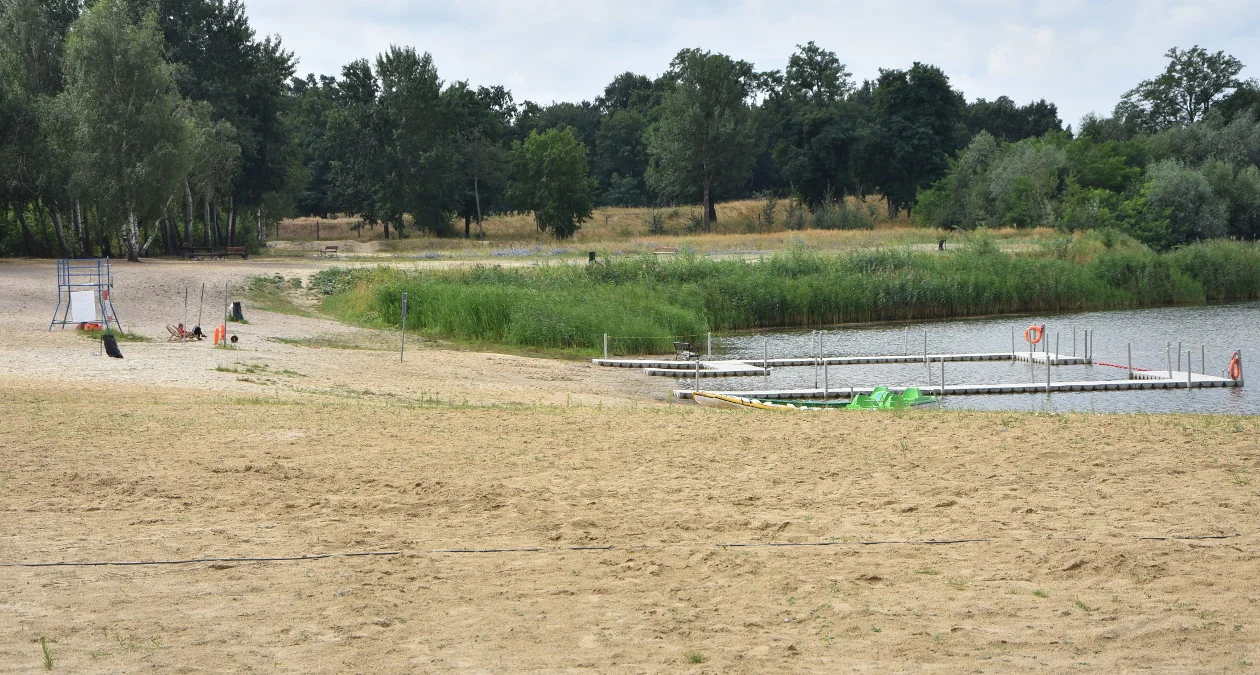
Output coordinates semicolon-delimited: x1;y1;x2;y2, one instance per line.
708;301;1259;415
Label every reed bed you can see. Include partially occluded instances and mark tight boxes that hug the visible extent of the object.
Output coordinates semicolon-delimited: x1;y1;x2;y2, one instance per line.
313;239;1260;355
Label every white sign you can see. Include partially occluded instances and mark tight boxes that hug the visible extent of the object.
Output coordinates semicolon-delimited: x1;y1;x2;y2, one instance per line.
71;291;97;323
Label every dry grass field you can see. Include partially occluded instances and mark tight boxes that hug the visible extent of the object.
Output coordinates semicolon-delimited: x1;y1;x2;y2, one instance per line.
269;198;1057;259
1;258;1258;672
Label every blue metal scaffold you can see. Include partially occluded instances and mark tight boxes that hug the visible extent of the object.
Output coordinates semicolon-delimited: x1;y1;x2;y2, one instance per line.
49;258;123;333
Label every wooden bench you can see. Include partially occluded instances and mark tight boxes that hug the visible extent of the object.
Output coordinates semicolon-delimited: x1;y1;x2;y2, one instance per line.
673;341;697;361
183;246;247;260
654;247;679;256
321;245;339;258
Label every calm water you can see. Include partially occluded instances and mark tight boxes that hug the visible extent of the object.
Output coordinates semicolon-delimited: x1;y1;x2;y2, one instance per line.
707;301;1259;415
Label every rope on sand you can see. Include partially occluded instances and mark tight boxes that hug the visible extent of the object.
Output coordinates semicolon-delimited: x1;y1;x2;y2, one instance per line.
0;551;401;568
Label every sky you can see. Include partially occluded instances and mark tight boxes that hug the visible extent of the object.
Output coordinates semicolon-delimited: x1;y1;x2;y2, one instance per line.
244;0;1260;127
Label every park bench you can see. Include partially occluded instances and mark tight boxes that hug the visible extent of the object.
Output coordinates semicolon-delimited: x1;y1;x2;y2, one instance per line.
654;247;679;256
321;245;339;258
225;246;248;259
673;341;697;361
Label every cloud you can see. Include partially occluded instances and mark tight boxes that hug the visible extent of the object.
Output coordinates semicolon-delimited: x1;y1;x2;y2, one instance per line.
245;0;1260;125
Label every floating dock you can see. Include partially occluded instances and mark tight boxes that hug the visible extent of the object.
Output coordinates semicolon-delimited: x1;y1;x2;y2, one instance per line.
674;373;1240;400
593;351;1088;378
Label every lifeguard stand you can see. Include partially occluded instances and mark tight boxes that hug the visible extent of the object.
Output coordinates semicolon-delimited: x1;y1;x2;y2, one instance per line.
49;258;122;333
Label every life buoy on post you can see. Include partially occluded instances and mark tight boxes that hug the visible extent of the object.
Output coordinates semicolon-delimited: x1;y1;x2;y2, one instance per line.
1024;324;1044;345
1229;351;1242;380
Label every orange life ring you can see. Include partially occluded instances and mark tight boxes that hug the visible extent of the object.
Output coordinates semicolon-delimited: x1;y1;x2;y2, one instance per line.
1229;352;1242;380
1024;324;1044;345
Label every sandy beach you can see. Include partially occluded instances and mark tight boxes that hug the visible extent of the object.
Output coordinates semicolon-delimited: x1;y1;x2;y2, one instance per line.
1;256;1257;672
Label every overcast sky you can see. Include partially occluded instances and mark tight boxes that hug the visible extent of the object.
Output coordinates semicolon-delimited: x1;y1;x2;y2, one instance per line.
245;0;1260;128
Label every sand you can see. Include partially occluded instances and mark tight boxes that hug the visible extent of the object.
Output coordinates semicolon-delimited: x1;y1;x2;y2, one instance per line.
1;257;1258;672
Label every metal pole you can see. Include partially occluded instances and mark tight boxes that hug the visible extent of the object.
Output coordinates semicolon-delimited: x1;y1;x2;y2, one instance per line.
1047;345;1052;393
1177;341;1182;372
603;333;608;359
904;327;908;356
1187;351;1193;388
182;287;188;344
223;282;229;345
1055;333;1059;367
1073;327;1076;357
940;356;945;398
763;337;768;372
695;356;701;392
924;330;929;382
1011;326;1016;357
823;361;829;399
1201;345;1205;375
707;332;712;357
400;292;408;362
1238;349;1245;384
1127;343;1132;379
1167;342;1172;378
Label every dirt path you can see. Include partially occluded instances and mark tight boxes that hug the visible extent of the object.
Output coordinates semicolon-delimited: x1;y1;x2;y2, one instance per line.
1;257;1258;672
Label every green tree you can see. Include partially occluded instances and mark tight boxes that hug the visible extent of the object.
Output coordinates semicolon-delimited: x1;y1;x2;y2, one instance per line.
1116;46;1245;131
646;48;758;231
509;128;595;239
766;42;867;208
965;96;1062;142
1137;159;1227;249
59;0;188;261
865;63;966;216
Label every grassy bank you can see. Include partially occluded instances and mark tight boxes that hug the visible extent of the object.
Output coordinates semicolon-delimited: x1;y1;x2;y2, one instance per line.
311;235;1260;355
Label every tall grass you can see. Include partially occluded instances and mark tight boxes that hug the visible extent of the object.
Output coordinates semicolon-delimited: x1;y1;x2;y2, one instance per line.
314;240;1260;355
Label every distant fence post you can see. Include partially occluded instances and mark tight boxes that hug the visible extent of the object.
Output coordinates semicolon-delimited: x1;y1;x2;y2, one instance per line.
400;292;408;362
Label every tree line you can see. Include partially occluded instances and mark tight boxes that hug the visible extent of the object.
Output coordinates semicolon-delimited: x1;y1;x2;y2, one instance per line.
2;1;1256;257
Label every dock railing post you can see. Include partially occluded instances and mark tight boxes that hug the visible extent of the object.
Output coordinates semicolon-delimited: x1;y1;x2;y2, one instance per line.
695;356;701;392
824;361;829;399
603;333;608;359
1047;346;1052;393
923;330;929;382
707;332;712;357
1011;327;1015;357
1055;333;1060;366
1127;343;1133;380
1201;345;1205;375
1187;351;1192;388
940;355;945;398
1167;342;1172;378
904;327;908;356
1238;349;1245;384
763;337;768;373
1073;327;1076;357
1177;341;1182;372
